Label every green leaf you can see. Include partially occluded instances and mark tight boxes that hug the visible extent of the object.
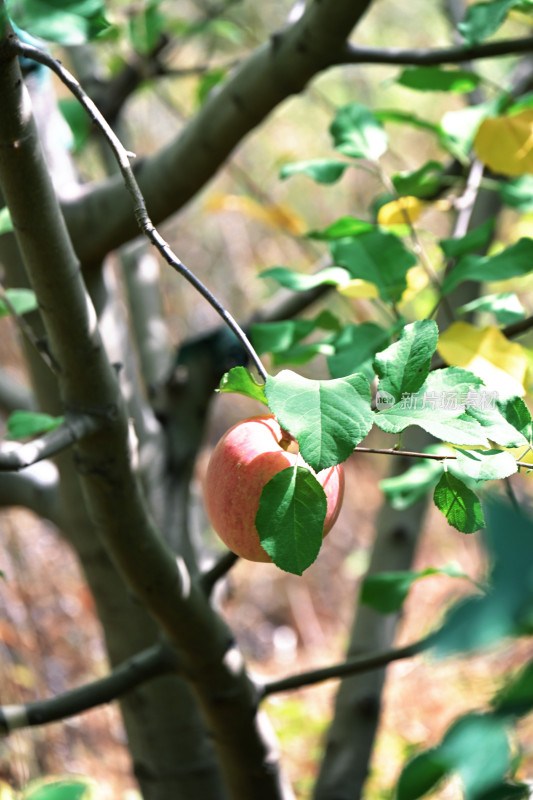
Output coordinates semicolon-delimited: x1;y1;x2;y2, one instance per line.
7;0;110;44
375;109;442;137
396;66;481;93
392;160;446;199
330;230;417;303
306;216;375;240
439;218;495;259
458;0;518;43
457;292;526;326
128;0;164;54
23;777;97;800
440;99;503;160
380;449;445;509
255;466;327;575
329;103;388;160
497;396;532;442
454;448;517;480
0;206;13;235
58;98;91;152
217;367;268;405
279;159;350;184
500;175;533;210
327;322;391;380
473;782;531;800
464;403;528;447
436;501;533;655
492;659;533;717
434;471;485;532
361;565;469;614
0;288;38;318
397;749;448;800
259;265;352;292
375;368;491;446
373;320;438;404
265;370;373;471
251;319;316;355
6;410;64;439
196;68;227;106
440;713;511;800
442;238;533;295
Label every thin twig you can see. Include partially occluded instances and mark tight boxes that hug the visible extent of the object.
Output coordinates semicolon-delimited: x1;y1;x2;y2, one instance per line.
11;37;268;383
258;635;434;699
0;413;103;471
200;551;239;595
354;445;532;471
341;36;533;67
0;642;178;734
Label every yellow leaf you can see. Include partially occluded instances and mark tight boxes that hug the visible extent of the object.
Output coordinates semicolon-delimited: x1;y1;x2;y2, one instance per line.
474;110;533;177
205;193;306;235
437;322;529;397
400;266;431;303
336;278;380;299
377;196;426;226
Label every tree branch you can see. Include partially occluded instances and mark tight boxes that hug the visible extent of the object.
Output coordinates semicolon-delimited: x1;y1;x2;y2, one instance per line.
0;642;178;734
0;368;34;413
200;551;239;596
59;0;375;266
0;413;103;472
259;635;434;699
0;465;62;526
12;38;268;383
341;36;533;67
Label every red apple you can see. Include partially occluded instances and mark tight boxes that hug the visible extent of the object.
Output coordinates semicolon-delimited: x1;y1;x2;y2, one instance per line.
204;414;344;562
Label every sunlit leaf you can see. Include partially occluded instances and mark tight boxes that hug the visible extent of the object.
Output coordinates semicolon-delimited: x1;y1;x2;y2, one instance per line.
6;410;64;439
265;370;373;471
336;279;380;299
329;103;388;160
217;367;268;405
457;293;526;326
436;323;529;398
433;472;486;532
442;238;533;295
374;320;438;403
0;288;38;318
453;448;518;480
475;110;533;176
0;207;13;236
377;196;426;226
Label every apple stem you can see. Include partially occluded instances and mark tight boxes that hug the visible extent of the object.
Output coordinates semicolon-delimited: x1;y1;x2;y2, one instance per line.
280;428;300;454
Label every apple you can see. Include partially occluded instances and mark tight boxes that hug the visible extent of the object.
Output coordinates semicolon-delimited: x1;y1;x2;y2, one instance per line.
204;414;344;562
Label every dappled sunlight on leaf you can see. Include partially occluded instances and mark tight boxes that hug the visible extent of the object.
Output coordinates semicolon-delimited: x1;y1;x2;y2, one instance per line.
436;323;529;398
475;110;533;176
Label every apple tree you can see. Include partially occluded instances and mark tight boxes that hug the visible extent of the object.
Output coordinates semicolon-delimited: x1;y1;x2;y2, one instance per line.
2;1;533;799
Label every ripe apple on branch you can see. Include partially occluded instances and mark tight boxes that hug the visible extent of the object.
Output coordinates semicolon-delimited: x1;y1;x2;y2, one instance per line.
204;414;345;567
